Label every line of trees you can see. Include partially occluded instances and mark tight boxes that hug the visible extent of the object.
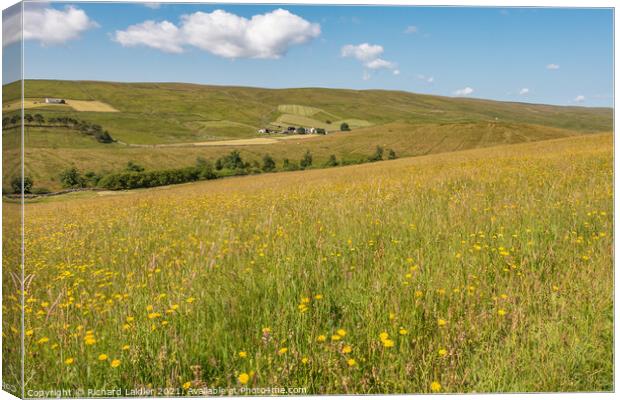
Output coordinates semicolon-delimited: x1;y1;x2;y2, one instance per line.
11;147;398;194
3;113;114;143
368;146;397;162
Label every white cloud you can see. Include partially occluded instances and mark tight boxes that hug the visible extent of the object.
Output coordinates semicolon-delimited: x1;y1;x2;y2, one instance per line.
546;63;560;70
453;87;474;96
341;42;398;79
404;25;418;34
4;5;97;47
114;20;183;53
144;3;161;9
365;58;396;70
519;88;529;95
113;8;321;59
574;95;585;103
341;43;384;62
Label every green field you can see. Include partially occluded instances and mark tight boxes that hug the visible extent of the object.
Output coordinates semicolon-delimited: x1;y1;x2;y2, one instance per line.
1;79;613;395
1;80;613;191
3;133;612;394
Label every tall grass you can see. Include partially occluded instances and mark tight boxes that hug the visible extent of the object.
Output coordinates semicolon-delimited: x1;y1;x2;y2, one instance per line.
3;133;612;394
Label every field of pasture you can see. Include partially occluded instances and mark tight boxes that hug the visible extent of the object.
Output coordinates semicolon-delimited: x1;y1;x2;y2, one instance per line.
3;133;612;394
7;120;602;191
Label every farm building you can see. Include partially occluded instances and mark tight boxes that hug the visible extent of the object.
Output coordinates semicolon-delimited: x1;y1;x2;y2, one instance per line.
44;98;66;104
258;126;328;135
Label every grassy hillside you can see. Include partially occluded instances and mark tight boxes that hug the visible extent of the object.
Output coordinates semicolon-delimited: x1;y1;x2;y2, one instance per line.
7;133;612;393
1;79;612;191
4;79;613;141
6;120;595;191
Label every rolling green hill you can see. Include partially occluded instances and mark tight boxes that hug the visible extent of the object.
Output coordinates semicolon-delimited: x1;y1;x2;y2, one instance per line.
4;79;613;142
1;79;613;191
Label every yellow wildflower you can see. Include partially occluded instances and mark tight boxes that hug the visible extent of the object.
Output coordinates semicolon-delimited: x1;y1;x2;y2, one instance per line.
98;354;108;361
110;359;121;368
37;337;49;345
238;373;249;385
84;336;96;345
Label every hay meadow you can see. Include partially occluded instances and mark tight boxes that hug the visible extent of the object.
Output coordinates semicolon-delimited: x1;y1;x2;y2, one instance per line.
3;132;613;394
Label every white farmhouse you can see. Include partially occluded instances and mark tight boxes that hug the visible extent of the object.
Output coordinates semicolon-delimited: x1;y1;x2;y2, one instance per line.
44;98;65;104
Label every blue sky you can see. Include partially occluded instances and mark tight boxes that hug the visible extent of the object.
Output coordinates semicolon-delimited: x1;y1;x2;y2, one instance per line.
3;3;614;107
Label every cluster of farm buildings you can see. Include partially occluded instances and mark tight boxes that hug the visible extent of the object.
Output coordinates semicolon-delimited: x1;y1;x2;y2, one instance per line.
258;126;327;135
44;98;66;104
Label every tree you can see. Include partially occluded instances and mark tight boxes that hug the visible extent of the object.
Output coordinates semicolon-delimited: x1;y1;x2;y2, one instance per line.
24;114;34;124
340;122;350;131
83;171;101;187
215;159;223;170
282;158;290;169
196;157;217;179
369;146;384;162
296;127;306;134
218;150;245;170
60;167;84;188
387;149;397;160
199;164;217;180
325;154;339;167
93;130;113;143
316;128;326;135
11;176;33;194
300;150;313;169
262;154;276;172
33;114;44;125
125;161;144;172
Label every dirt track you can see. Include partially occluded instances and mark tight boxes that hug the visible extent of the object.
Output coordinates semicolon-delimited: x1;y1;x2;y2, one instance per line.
119;134;322;148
